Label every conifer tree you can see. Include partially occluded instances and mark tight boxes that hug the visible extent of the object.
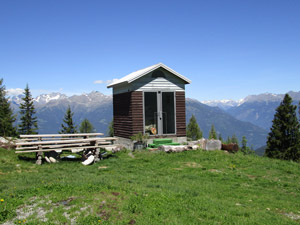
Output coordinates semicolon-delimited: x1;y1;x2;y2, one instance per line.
231;134;239;146
79;118;95;133
241;136;254;154
218;133;223;142
0;78;17;137
265;94;300;161
226;136;231;144
241;136;247;152
18;84;38;134
209;124;217;139
59;106;77;134
108;119;114;137
187;115;202;140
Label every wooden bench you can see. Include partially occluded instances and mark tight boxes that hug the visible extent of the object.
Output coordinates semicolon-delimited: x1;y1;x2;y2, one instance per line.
15;133;117;164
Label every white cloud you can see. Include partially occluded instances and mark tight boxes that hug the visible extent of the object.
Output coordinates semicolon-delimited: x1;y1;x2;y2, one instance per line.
94;80;104;84
105;79;119;84
6;88;23;96
94;79;119;85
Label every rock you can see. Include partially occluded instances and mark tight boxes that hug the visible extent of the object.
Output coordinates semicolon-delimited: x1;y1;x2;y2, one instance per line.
197;138;206;149
0;137;16;149
103;145;124;153
205;139;222;151
187;145;199;150
159;145;188;153
0;137;9;144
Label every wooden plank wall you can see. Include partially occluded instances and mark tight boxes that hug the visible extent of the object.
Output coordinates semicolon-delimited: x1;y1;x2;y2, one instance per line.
113;91;143;139
176;92;187;137
114;91;186;139
131;92;144;135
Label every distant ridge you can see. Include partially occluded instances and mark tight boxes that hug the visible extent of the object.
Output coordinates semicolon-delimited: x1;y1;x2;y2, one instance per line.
8;91;283;149
201;91;300;131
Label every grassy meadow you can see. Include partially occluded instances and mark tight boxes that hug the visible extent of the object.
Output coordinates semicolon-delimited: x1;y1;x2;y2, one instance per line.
0;148;300;224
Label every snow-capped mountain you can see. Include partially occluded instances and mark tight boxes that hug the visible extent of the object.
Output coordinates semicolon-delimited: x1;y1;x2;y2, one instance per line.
201;99;243;110
202;91;300;110
9;91;269;148
34;92;68;105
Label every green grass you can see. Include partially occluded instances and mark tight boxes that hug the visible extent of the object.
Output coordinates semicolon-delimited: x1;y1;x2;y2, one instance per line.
0;148;300;224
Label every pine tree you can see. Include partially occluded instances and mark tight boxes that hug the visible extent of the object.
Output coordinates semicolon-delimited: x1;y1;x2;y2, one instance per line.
79;118;95;133
209;124;217;139
108;119;114;137
241;136;247;152
218;133;223;142
241;136;254;155
231;134;239;147
187;115;202;140
226;136;231;144
265;94;300;161
18;84;38;134
0;78;17;137
59;106;77;134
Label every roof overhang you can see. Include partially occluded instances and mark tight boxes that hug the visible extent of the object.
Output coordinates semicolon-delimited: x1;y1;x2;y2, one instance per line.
107;63;191;88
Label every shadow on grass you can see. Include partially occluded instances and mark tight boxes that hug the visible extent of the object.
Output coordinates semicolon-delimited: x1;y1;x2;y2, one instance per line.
102;154;118;160
18;155;36;162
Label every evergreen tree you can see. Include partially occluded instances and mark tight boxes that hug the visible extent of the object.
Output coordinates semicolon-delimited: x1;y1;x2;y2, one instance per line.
231;134;239;146
79;118;95;133
18;84;38;134
59;106;77;134
108;119;114;137
265;94;300;161
187;115;202;140
241;136;254;154
218;133;223;142
209;124;217;139
241;136;247;151
0;78;17;137
226;136;231;144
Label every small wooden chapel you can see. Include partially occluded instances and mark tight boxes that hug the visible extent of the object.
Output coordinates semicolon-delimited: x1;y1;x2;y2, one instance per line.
107;63;191;146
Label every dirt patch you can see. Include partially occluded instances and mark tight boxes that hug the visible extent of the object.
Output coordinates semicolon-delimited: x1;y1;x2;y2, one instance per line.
129;219;136;224
98;210;110;220
128;152;135;158
184;162;202;168
283;212;300;220
247;174;257;179
2;196;91;224
98;166;108;169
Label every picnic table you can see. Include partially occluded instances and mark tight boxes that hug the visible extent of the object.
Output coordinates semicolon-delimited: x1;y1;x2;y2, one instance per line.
15;133;117;165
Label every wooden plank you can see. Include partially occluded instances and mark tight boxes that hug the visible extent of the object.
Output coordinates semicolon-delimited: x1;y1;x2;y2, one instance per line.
20;133;104;138
16;137;116;146
16;142;90;150
15;145;103;154
16;146;39;150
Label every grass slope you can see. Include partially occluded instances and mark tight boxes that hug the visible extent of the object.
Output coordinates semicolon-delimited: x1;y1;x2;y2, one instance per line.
0;148;300;224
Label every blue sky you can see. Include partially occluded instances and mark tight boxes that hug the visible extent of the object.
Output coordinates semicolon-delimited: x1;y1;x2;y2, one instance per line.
1;0;300;101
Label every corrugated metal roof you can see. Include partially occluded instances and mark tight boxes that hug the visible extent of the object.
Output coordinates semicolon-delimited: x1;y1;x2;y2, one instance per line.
107;63;191;88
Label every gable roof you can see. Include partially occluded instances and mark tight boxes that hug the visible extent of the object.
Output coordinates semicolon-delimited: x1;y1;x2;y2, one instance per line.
107;63;191;88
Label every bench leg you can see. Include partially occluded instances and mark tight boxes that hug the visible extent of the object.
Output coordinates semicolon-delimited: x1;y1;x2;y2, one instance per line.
94;149;100;162
36;151;43;165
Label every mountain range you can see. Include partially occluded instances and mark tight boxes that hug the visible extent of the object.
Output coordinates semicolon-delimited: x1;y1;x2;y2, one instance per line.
202;91;300;130
9;90;300;150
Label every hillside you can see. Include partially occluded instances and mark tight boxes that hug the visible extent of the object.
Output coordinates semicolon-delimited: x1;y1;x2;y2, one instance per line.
1;148;299;224
10;92;268;149
203;91;300;131
186;99;268;149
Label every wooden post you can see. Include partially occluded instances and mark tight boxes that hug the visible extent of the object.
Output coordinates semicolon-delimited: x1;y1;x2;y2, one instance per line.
36;145;43;165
